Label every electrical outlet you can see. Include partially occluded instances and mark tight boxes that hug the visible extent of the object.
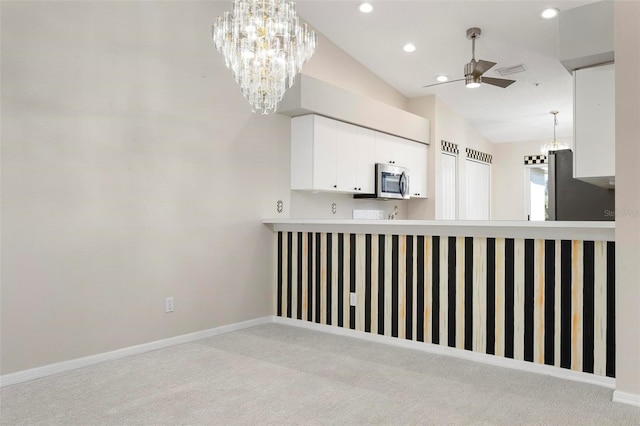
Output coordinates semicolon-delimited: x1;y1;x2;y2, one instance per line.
350;292;357;306
165;297;174;313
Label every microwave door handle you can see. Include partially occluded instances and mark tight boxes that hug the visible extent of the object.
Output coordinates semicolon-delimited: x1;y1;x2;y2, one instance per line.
399;172;407;197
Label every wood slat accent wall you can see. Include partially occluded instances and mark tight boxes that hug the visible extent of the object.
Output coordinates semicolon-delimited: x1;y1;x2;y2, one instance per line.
276;232;615;377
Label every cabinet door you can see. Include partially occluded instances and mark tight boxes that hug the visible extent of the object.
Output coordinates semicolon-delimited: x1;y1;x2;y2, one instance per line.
335;120;359;192
312;115;338;191
574;63;615;187
336;122;376;194
355;127;376;193
405;141;428;198
374;132;395;165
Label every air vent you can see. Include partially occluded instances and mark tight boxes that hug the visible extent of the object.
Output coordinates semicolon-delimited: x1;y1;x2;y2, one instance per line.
495;64;527;76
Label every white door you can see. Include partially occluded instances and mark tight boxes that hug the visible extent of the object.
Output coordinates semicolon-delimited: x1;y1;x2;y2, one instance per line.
441;153;457;219
465;159;491;220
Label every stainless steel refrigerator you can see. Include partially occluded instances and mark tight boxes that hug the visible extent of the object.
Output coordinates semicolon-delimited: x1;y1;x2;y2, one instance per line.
548;149;615;221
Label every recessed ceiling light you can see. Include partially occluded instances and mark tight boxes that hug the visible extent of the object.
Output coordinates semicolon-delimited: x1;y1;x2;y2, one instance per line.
540;8;559;19
359;3;373;13
436;75;449;82
403;43;416;53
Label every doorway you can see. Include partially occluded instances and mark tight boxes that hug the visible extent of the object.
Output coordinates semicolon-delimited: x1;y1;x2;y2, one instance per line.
525;165;548;221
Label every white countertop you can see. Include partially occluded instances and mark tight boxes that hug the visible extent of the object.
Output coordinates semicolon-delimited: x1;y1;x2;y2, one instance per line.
263;219;615;241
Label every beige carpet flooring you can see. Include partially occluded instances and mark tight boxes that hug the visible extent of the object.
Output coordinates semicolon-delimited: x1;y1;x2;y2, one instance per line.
1;323;639;425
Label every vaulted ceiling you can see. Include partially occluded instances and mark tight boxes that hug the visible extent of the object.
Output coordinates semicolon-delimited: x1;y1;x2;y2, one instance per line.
295;0;600;143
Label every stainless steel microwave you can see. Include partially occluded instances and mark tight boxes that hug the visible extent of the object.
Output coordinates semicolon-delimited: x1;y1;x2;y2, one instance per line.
355;163;410;200
376;163;410;199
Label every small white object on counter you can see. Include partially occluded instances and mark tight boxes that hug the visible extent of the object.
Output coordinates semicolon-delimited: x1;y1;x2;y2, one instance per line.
352;209;386;220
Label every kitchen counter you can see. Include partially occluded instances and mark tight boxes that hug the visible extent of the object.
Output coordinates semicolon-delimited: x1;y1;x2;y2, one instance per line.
263;219;614;241
264;217;616;382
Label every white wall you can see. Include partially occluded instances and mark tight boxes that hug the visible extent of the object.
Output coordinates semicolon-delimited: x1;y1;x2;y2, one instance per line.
408;96;494;220
0;1;291;374
0;1;408;375
613;0;640;401
302;33;408;111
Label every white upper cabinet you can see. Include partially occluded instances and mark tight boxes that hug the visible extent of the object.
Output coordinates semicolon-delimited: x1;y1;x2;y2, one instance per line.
291;114;428;197
573;63;615;188
404;141;428;198
374;132;408;166
336;121;375;193
291;115;339;192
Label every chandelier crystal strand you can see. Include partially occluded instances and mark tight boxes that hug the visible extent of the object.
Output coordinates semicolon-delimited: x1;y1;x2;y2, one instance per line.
213;0;316;114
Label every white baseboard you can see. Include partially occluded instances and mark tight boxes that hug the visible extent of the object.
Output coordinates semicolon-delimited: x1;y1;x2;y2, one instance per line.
613;390;640;407
0;316;273;388
273;316;616;390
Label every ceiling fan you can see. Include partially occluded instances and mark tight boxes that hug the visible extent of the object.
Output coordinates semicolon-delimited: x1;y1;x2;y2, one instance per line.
423;27;516;89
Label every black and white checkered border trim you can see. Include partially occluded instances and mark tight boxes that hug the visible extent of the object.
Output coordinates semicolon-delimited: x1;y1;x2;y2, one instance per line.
524;155;547;165
466;148;492;164
441;140;459;155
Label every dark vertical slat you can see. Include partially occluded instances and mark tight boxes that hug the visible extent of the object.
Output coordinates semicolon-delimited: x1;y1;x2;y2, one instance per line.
524;239;534;362
350;233;356;330
583;241;595;373
505;238;515;359
378;235;385;335
315;232;322;323
365;234;372;333
326;233;333;326
417;236;425;342
432;236;440;344
406;236;414;340
337;233;344;327
464;237;473;351
486;238;496;355
544;240;555;365
277;231;283;317
287;232;293;318
297;232;303;320
560;240;572;369
307;233;313;322
606;241;616;378
448;236;456;347
392;235;399;338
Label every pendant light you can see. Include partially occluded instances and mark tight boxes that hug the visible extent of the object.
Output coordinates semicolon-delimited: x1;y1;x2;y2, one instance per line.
540;111;569;155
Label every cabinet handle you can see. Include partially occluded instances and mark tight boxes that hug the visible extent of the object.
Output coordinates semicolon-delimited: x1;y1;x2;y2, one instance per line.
358;187;362;191
333;185;337;188
354;187;358;190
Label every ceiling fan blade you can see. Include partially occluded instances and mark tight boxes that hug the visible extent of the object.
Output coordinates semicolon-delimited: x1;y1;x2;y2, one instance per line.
422;78;465;88
481;76;516;88
472;59;496;77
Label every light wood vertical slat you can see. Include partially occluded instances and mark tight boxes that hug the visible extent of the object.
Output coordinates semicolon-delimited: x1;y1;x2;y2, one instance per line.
572;240;584;371
514;238;525;361
593;241;607;376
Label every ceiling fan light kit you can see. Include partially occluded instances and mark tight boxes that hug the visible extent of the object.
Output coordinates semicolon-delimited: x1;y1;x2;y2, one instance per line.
423;27;516;90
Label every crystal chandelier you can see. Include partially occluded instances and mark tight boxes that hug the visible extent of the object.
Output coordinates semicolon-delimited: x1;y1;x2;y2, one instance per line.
540;111;569;155
212;0;317;114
